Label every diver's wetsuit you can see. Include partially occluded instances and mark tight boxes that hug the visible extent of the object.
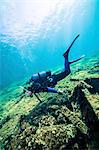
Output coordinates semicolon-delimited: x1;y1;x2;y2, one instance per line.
26;34;83;94
46;34;82;93
45;51;70;93
52;55;70;82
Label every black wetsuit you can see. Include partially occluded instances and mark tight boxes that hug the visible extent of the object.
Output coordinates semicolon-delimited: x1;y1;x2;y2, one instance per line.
26;34;83;94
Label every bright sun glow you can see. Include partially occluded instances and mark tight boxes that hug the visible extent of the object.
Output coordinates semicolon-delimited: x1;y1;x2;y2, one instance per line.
0;0;96;61
0;0;94;60
0;0;76;36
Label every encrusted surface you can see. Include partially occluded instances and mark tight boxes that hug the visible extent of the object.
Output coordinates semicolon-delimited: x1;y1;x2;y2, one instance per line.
0;56;99;150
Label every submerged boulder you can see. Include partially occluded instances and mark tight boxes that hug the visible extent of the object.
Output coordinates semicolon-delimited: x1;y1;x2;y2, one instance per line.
0;56;99;150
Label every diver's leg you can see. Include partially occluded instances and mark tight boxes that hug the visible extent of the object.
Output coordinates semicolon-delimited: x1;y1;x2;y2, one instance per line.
51;52;70;83
64;55;70;72
63;50;70;74
52;34;84;83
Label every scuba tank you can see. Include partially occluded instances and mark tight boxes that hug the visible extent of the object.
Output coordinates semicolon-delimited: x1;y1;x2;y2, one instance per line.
30;71;51;82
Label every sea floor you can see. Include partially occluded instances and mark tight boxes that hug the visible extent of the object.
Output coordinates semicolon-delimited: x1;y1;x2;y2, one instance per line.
0;55;99;150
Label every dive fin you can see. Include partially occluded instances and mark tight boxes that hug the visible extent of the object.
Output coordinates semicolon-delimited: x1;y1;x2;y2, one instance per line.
69;55;85;64
63;34;80;58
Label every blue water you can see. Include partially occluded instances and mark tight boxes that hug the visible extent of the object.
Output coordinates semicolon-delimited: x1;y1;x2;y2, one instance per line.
0;0;99;89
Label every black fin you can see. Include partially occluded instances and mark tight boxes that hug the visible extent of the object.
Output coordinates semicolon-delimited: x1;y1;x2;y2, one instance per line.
69;55;85;64
63;34;80;58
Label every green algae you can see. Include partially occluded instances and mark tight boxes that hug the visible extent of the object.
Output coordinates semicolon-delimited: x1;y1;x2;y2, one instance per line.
0;56;99;149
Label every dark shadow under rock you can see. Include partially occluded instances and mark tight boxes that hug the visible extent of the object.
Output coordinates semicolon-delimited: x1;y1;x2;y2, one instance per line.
71;82;99;149
71;83;98;131
0;115;11;129
23;95;72;126
85;78;99;94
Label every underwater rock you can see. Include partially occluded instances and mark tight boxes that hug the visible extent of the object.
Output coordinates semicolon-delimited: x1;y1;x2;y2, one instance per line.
40;115;57;127
32;124;77;150
71;81;99;130
85;77;99;94
4;124;77;150
71;81;99;149
61;106;88;135
1;56;99;149
24;94;70;126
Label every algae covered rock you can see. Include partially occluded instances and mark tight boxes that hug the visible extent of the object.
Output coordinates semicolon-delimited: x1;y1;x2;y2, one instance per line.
32;124;77;150
40;115;57;127
0;56;99;150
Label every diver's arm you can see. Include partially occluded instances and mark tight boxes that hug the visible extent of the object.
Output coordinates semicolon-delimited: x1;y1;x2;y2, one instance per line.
47;87;63;94
47;87;58;93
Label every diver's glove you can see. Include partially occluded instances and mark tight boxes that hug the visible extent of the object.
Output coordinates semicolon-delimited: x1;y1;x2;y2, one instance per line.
20;86;33;96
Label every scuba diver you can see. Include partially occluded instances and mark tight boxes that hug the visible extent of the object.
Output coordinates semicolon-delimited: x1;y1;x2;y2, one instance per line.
23;34;84;101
